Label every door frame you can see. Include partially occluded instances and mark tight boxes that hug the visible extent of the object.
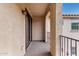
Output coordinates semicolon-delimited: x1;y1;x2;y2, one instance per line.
25;8;32;49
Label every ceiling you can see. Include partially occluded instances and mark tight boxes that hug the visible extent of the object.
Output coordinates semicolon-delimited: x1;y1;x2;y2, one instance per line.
18;3;49;17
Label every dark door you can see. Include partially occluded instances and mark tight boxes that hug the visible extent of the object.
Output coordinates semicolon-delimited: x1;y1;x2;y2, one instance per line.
25;10;32;49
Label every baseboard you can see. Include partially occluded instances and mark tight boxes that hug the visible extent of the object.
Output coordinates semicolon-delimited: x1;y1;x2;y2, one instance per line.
32;40;45;42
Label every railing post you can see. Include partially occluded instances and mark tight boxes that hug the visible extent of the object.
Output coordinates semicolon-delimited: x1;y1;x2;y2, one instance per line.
71;40;72;56
64;37;65;56
59;35;61;56
59;35;78;56
67;38;69;56
62;36;63;56
75;41;77;56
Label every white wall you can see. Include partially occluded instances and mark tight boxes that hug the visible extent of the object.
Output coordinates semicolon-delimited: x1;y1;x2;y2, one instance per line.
46;17;50;32
62;19;79;40
0;4;25;55
45;12;50;42
46;12;50;32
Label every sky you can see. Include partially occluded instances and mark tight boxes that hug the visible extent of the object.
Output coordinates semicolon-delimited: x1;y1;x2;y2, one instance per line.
62;3;79;14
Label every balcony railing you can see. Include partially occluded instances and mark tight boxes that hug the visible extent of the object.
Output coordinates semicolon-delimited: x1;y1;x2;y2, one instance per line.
59;35;79;56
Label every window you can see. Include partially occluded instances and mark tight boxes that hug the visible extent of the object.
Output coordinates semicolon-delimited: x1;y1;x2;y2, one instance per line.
71;22;79;31
71;47;76;56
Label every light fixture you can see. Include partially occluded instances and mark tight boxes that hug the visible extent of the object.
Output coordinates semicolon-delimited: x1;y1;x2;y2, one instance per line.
22;8;27;15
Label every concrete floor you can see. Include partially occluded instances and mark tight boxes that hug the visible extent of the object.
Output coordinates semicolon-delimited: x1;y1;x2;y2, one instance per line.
25;41;51;56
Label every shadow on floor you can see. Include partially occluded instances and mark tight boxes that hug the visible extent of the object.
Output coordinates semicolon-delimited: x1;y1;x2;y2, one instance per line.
25;42;51;56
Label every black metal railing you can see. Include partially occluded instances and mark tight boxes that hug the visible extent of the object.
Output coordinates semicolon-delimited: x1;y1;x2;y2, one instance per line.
59;35;79;56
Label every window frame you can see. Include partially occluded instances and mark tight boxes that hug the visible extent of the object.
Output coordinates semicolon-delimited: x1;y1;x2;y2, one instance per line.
71;22;79;32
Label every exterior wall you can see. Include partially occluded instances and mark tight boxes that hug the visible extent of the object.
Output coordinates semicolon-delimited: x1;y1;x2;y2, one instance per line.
62;19;79;55
46;14;50;33
56;3;63;56
45;12;50;42
50;3;56;56
32;16;45;41
50;3;62;56
62;19;79;40
0;4;25;55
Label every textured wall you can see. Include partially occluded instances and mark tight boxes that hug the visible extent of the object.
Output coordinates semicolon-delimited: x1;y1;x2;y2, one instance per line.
56;3;62;56
32;16;45;41
50;3;56;56
0;4;25;55
62;19;79;39
45;12;50;42
50;3;62;56
62;19;79;55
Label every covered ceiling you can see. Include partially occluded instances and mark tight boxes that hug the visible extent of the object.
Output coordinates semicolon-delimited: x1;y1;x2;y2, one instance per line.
18;3;49;17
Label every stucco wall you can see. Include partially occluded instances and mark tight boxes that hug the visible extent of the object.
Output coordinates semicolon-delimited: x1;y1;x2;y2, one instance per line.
45;12;50;42
50;3;56;56
32;16;45;41
45;12;50;32
62;19;79;40
56;3;62;56
50;3;62;56
62;19;79;55
0;4;25;55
